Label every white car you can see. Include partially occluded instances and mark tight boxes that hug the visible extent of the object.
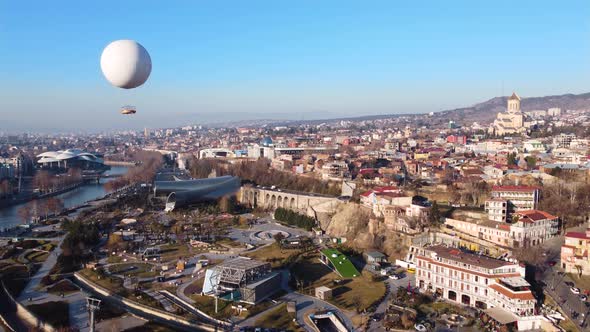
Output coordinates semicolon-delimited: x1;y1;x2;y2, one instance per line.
571;287;581;294
389;274;401;280
414;323;427;332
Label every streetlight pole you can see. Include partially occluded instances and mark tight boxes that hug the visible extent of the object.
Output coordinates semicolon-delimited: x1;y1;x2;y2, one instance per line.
86;297;101;332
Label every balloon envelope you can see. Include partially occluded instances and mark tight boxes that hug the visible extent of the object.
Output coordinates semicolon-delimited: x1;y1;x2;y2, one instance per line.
100;40;151;89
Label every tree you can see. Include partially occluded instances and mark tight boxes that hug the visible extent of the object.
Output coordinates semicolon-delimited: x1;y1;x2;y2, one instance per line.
507;152;518;166
46;197;65;216
428;201;442;225
525;156;537;170
273;232;285;246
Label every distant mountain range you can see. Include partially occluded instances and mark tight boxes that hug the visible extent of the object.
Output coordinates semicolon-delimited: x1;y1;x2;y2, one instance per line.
244;92;590;128
436;92;590;125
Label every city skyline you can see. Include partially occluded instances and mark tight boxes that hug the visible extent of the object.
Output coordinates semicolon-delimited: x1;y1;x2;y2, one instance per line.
1;1;589;131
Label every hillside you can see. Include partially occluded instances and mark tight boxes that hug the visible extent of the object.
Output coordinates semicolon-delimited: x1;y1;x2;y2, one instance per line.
436;92;590;125
246;91;590;129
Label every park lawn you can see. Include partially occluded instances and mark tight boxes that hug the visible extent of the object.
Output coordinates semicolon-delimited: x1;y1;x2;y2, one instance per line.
189;293;234;319
254;303;302;331
107;255;124;264
245;243;301;268
216;237;245;248
47;279;79;295
290;253;339;290
160;243;190;261
329;271;386;312
109;262;157;278
27;301;70;328
25;251;49;263
79;268;126;294
320;248;360;278
290;255;385;312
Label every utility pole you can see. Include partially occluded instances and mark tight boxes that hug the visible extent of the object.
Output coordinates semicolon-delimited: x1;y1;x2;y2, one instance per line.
86;297;101;332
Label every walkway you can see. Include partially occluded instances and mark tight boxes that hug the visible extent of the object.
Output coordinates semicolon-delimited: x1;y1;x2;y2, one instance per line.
16;236;92;331
18;236;65;302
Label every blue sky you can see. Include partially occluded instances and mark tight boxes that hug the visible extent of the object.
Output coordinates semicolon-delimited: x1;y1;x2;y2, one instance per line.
1;1;589;132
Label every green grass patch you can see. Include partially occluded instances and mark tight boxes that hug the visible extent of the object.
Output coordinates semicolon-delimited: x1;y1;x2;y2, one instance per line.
159;243;190;261
254;303;302;331
24;251;49;263
245;243;301;268
189;293;233;319
320;248;360;278
109;262;157;278
47;279;79;295
107;255;124;264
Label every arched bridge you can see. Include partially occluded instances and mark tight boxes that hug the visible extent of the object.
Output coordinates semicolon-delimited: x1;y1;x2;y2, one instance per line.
240;185;344;219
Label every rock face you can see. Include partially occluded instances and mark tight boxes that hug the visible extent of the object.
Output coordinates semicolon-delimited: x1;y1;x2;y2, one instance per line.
321;203;410;259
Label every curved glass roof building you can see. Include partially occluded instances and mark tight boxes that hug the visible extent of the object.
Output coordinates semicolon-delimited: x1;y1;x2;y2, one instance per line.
153;175;240;212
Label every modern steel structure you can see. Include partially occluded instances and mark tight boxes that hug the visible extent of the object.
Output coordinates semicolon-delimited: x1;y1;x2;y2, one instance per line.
202;257;281;304
36;149;108;171
153;175;240;211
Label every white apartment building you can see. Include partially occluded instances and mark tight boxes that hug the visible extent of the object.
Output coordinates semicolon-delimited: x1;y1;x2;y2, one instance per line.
446;213;558;249
491;185;540;212
415;245;542;331
485;198;508;222
445;209;558;248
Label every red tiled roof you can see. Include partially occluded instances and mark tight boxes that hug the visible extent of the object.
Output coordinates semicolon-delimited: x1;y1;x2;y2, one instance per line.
565;232;590;240
516;210;558;222
489;284;534;300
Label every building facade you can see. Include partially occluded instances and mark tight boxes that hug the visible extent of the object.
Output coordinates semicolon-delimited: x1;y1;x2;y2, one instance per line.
415;245;542;330
561;228;590;276
445;210;558;248
490;185;540;213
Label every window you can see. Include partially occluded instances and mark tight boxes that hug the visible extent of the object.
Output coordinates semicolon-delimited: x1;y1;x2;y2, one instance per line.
475;276;479;282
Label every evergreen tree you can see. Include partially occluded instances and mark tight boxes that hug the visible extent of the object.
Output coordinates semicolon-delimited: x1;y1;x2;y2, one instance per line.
429;201;442;225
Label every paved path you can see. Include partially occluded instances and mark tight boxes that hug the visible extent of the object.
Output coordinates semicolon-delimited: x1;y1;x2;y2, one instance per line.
16;236;92;331
95;314;146;332
18;236;65;302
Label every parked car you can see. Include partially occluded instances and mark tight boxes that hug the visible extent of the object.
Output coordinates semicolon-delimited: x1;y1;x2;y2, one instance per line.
389;274;401;280
414;323;427;332
571;287;581;294
580;295;588;301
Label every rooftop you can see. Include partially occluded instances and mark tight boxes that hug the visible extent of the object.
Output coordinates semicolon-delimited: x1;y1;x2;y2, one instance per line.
516;210;558;222
500;276;530;288
425;245;513;270
321;248;360;278
492;185;540;192
217;257;268;271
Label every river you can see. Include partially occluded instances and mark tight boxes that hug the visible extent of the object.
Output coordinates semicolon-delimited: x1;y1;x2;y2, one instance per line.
0;166;129;229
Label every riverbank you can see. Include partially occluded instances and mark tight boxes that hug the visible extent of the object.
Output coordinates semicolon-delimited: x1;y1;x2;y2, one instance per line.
0;167;129;229
104;160;137;167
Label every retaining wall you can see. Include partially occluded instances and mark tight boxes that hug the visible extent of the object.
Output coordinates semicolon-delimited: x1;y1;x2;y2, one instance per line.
74;272;222;332
1;282;56;332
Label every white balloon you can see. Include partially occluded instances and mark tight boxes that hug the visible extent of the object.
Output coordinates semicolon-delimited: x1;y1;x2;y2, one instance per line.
100;40;151;89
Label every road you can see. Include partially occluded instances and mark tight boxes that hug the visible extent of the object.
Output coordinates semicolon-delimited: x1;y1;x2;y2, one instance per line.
540;225;589;330
281;291;356;332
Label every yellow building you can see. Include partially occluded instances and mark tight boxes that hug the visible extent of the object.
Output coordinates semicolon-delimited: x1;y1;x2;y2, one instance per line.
561;228;590;275
490;92;527;136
